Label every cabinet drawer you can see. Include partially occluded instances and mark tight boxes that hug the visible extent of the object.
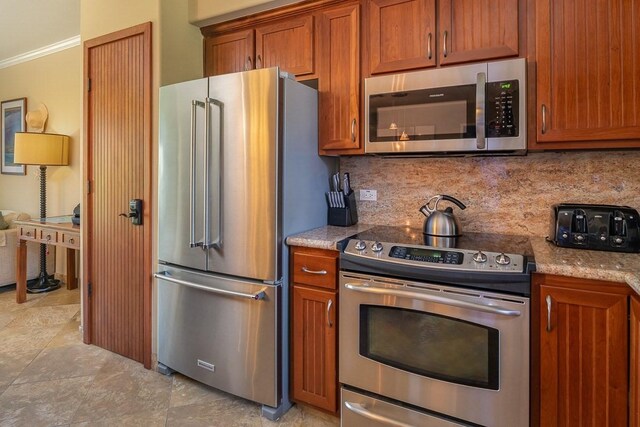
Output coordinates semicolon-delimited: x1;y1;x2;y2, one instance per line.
39;228;58;244
61;232;80;249
292;251;338;290
19;226;37;240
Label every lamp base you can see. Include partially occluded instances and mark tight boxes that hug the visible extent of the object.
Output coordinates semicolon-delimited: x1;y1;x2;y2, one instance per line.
26;272;61;294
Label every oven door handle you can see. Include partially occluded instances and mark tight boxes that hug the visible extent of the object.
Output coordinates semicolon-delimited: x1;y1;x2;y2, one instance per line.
344;283;522;317
344;402;413;427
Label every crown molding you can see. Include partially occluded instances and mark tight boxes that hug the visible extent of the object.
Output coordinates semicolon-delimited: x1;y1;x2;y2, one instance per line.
0;35;81;70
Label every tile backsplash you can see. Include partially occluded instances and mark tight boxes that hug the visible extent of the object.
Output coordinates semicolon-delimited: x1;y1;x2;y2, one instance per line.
340;151;640;237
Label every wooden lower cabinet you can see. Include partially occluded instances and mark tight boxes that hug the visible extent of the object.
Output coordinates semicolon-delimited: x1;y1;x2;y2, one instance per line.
290;246;339;413
632;294;640;427
533;273;631;427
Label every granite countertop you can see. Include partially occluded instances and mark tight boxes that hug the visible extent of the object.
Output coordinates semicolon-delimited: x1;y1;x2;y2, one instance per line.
287;226;640;295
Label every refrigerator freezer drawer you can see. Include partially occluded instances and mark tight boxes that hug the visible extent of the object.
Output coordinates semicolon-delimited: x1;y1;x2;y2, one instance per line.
156;265;279;407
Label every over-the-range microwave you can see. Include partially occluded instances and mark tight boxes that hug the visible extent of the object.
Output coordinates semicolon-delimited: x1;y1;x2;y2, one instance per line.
365;58;526;155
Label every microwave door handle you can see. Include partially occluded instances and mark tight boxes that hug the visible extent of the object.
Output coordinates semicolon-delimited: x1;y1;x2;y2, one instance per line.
190;100;205;248
203;97;224;249
344;283;521;317
476;72;486;150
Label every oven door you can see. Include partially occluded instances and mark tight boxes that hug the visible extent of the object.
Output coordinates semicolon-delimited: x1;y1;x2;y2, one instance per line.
339;272;529;427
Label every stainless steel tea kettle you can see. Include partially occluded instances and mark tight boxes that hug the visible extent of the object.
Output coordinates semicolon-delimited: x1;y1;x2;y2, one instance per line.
419;195;466;237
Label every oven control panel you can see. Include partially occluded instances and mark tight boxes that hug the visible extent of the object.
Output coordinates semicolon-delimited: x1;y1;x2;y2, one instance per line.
344;239;525;273
389;246;463;264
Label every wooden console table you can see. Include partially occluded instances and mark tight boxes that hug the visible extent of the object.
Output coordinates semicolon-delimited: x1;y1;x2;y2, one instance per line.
14;216;80;303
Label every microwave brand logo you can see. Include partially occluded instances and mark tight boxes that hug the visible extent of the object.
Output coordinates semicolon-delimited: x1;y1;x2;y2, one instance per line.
429;93;445;98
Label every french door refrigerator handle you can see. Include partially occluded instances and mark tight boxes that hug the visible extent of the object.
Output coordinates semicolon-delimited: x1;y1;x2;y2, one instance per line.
344;402;413;427
154;272;266;300
344;283;521;317
190;100;205;248
203;97;224;250
476;72;486;149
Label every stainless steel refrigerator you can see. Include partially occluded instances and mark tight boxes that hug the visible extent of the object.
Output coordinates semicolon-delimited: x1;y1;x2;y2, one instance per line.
156;68;332;420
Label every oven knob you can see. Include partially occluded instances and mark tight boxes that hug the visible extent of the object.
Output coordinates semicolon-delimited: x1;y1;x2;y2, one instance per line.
371;241;384;252
496;253;511;265
354;240;366;251
472;251;487;263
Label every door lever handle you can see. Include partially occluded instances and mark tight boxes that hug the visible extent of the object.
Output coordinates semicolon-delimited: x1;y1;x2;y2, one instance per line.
119;212;135;218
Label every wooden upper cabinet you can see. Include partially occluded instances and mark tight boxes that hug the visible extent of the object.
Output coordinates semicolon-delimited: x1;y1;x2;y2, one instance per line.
536;275;629;427
369;0;436;74
204;29;254;77
439;0;519;66
632;295;640;427
534;0;640;147
255;15;315;77
318;3;361;154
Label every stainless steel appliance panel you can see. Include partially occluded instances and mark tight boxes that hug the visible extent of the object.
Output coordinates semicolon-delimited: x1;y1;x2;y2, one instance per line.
341;388;467;427
340;271;530;427
158;78;208;271
206;68;279;282
156;264;278;406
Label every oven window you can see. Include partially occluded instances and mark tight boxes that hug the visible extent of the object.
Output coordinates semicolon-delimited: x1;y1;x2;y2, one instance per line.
368;84;476;142
359;305;499;390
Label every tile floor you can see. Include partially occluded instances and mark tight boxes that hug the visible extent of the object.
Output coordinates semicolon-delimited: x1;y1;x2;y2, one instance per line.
0;286;339;426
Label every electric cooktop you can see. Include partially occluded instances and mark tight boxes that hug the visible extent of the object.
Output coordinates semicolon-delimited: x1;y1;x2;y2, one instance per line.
339;225;536;296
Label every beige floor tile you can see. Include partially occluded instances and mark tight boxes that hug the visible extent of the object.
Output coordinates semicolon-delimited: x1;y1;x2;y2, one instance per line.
0;324;65;352
0;290;47;314
47;319;83;348
0;311;18;329
0;376;93;427
14;344;112;385
166;398;262;427
33;288;81;307
69;408;168;427
71;353;173;423
8;304;80;328
297;405;340;427
170;373;232;408
0;347;42;388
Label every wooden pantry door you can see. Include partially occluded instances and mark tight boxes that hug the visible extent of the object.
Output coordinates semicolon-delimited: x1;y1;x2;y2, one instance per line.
83;23;152;368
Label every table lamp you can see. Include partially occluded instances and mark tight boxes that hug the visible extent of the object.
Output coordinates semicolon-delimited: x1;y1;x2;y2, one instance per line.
14;132;70;293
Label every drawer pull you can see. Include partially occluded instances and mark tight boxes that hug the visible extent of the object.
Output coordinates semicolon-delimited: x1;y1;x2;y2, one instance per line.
301;266;327;275
546;295;552;332
26;231;31;236
69;238;75;244
46;235;52;241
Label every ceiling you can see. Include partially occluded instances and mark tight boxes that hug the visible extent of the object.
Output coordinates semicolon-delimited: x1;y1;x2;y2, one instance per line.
0;0;80;64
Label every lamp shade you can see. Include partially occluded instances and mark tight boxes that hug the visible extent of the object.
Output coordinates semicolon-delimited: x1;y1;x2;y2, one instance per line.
14;132;69;166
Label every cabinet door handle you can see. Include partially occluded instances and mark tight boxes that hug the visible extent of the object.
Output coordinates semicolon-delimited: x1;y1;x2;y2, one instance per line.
69;238;75;244
541;104;548;134
351;118;357;142
427;32;432;59
301;266;327;275
327;298;333;328
443;30;448;58
546;295;552;332
256;54;262;68
245;56;253;71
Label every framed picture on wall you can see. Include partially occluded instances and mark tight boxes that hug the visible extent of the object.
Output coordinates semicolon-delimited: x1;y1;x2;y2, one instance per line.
1;98;27;175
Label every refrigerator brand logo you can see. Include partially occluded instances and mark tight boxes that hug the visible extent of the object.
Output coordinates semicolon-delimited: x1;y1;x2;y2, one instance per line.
429;93;445;98
197;359;215;372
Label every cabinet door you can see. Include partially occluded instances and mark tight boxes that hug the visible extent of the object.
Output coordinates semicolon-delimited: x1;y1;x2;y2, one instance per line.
632;295;640;427
318;3;361;154
535;0;640;147
291;286;338;412
368;0;436;74
204;29;254;77
438;0;519;65
539;283;628;427
255;15;315;77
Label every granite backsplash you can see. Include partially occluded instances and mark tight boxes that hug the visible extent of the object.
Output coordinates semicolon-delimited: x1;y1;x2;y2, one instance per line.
340;151;640;237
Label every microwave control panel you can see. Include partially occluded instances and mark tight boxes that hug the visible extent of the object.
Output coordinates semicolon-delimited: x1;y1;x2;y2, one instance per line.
486;80;519;138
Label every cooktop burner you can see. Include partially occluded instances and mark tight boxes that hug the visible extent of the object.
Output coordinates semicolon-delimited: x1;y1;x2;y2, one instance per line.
339;225;535;296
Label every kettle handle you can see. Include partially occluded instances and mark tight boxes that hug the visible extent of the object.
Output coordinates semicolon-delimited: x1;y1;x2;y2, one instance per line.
439;195;467;210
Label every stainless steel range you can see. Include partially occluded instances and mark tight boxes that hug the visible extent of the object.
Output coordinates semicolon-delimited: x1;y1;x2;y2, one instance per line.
339;226;535;427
